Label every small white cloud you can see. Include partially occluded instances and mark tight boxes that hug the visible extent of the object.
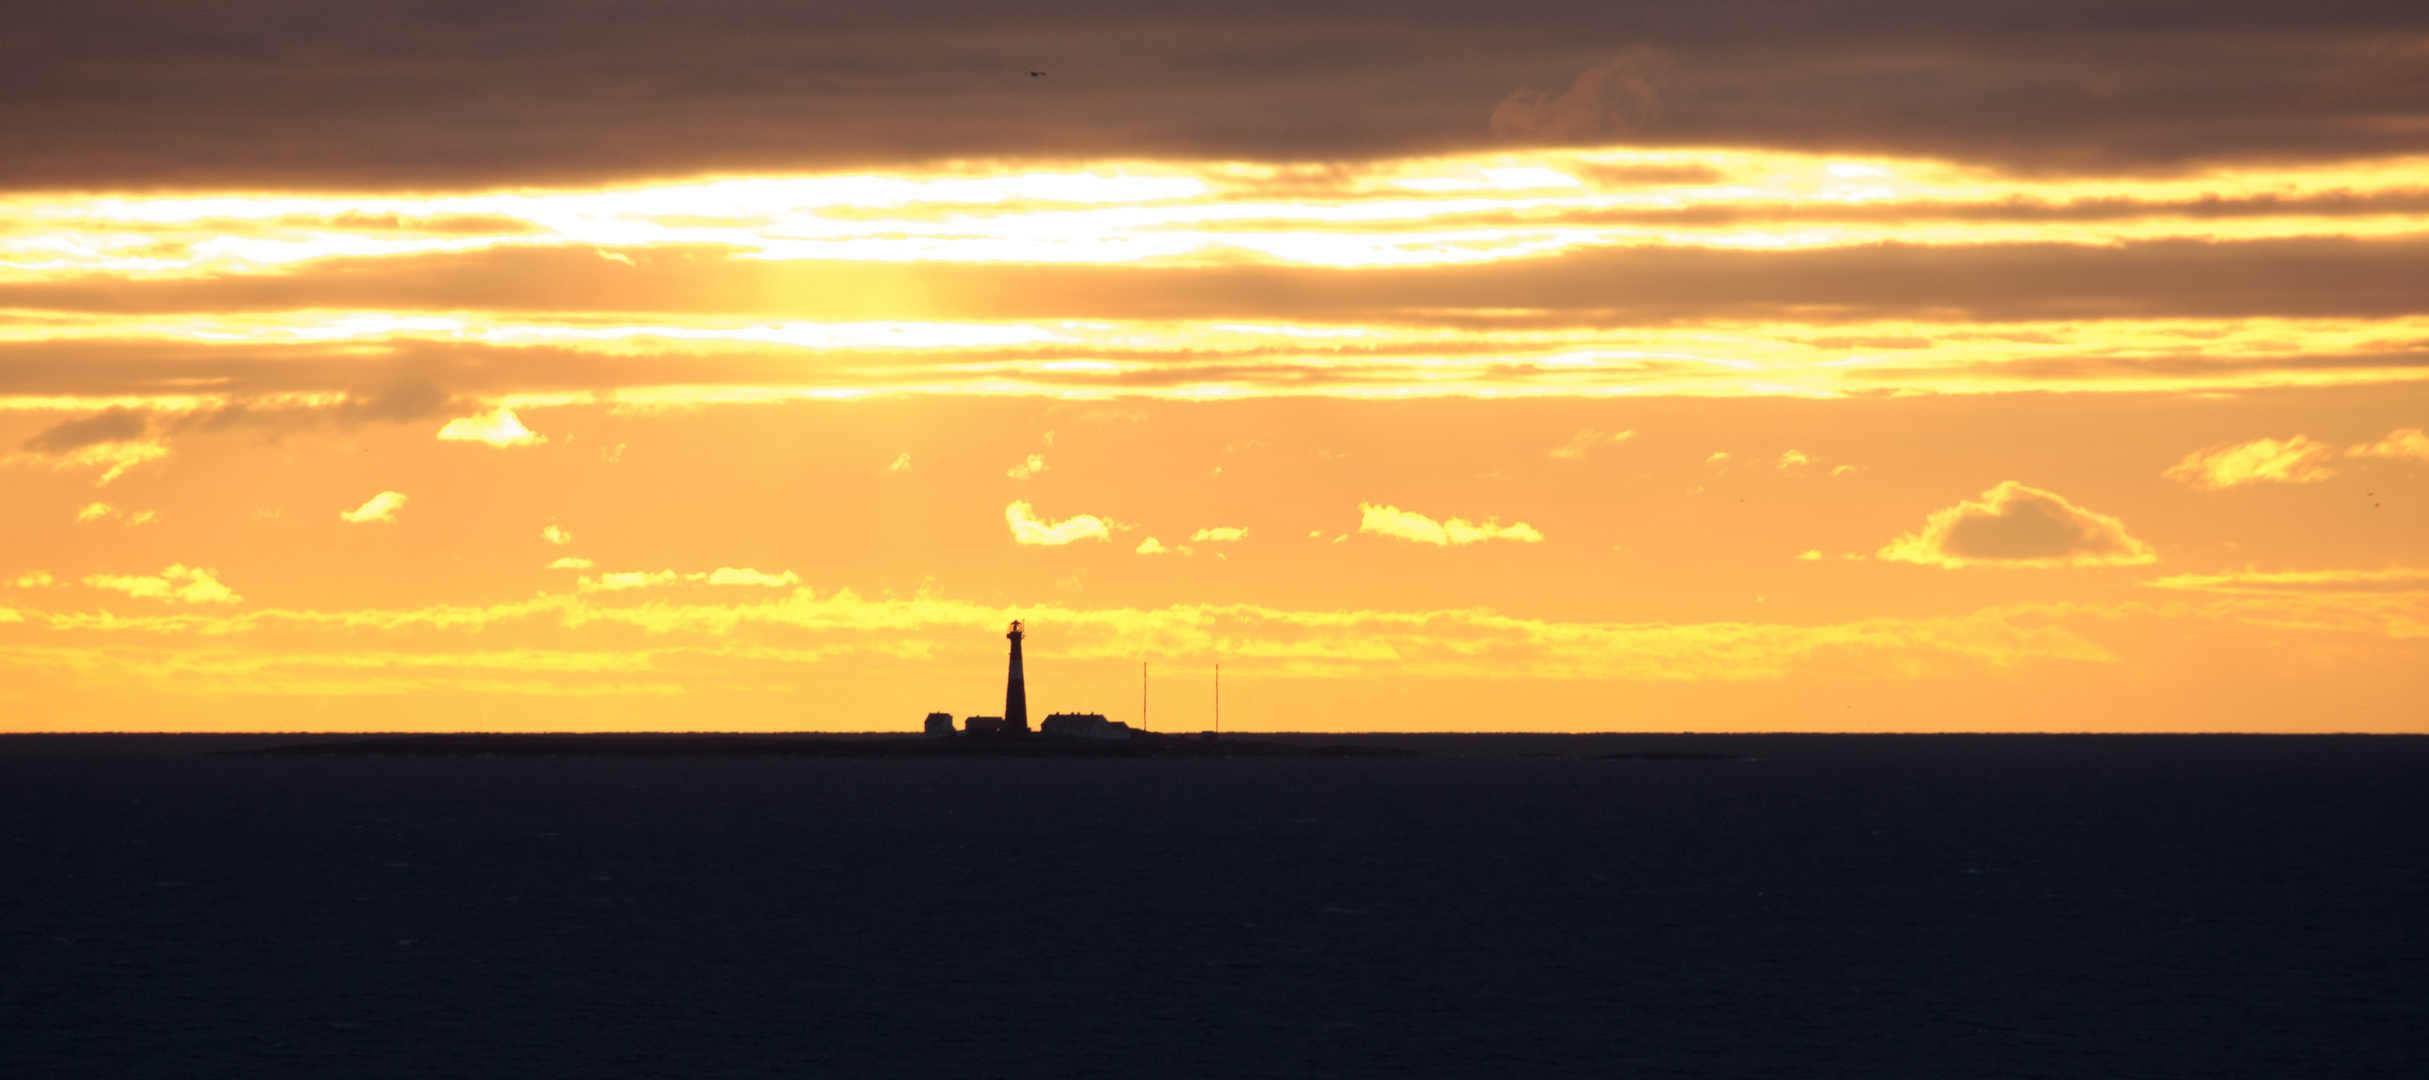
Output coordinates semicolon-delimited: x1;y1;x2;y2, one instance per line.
1006;500;1114;546
1136;537;1169;555
887;452;913;473
1704;452;1729;465
438;407;547;448
706;567;800;587
1357;502;1544;546
1778;450;1812;471
1795;549;1822;560
1548;429;1636;460
84;564;240;604
14;571;58;588
1041;431;1056;446
1831;465;1858;477
601;442;627;463
125;510;156;526
1191;527;1247;543
2349;428;2429;462
1007;454;1048;480
548;556;595;570
542;525;575;545
340;491;407;524
2164;435;2339;490
1879;482;2155;569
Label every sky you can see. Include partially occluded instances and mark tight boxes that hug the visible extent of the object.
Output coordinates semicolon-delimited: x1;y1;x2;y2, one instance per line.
3;0;2424;733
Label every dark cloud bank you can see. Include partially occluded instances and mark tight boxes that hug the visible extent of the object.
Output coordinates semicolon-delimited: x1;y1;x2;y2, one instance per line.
4;0;2425;190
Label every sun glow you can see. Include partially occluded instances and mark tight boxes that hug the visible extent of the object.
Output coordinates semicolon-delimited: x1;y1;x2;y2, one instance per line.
5;149;2425;280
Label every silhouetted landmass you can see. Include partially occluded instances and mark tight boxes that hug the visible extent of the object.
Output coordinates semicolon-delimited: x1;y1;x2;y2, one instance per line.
4;734;2423;1079
242;732;1424;758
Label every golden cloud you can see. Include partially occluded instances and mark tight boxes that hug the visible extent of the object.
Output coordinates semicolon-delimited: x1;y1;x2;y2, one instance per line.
2163;435;2340;490
1879;482;2155;568
82;565;241;604
339;490;407;524
436;407;546;447
1547;428;1634;459
2349;428;2429;462
1358;502;1544;546
2144;567;2429;594
1005;500;1115;546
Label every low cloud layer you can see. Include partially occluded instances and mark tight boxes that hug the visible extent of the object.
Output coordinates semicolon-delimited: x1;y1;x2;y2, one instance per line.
1879;482;2154;569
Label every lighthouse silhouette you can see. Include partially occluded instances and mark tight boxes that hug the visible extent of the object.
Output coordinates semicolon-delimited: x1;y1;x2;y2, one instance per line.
1003;620;1030;732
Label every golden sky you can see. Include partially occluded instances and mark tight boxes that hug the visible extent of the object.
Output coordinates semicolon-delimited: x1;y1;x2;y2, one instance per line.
3;5;2424;732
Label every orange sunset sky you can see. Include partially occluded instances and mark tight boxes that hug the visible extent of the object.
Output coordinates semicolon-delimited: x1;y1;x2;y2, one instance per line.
2;1;2424;732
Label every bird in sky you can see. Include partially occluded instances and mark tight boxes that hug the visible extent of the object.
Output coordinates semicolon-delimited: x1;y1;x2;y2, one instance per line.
1029;71;1045;77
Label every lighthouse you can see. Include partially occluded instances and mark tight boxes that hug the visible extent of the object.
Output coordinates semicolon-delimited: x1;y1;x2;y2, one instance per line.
1003;620;1030;732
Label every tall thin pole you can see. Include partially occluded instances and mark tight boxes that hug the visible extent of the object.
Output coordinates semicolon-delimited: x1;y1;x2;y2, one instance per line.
1214;662;1220;735
1141;661;1148;730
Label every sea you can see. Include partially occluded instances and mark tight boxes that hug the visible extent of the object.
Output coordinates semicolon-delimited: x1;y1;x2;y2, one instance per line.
4;733;2422;1078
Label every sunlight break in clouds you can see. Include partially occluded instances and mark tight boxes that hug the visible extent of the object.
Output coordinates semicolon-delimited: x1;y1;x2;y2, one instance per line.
1358;503;1545;546
1877;482;2154;569
2164;435;2341;490
1005;500;1115;546
437;407;546;447
2349;428;2429;462
82;565;240;604
339;491;408;524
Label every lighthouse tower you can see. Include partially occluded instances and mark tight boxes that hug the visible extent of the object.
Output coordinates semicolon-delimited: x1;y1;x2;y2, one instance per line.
1004;620;1030;732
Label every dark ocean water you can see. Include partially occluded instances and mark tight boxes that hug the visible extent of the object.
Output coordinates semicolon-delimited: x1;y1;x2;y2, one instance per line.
3;734;2423;1079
